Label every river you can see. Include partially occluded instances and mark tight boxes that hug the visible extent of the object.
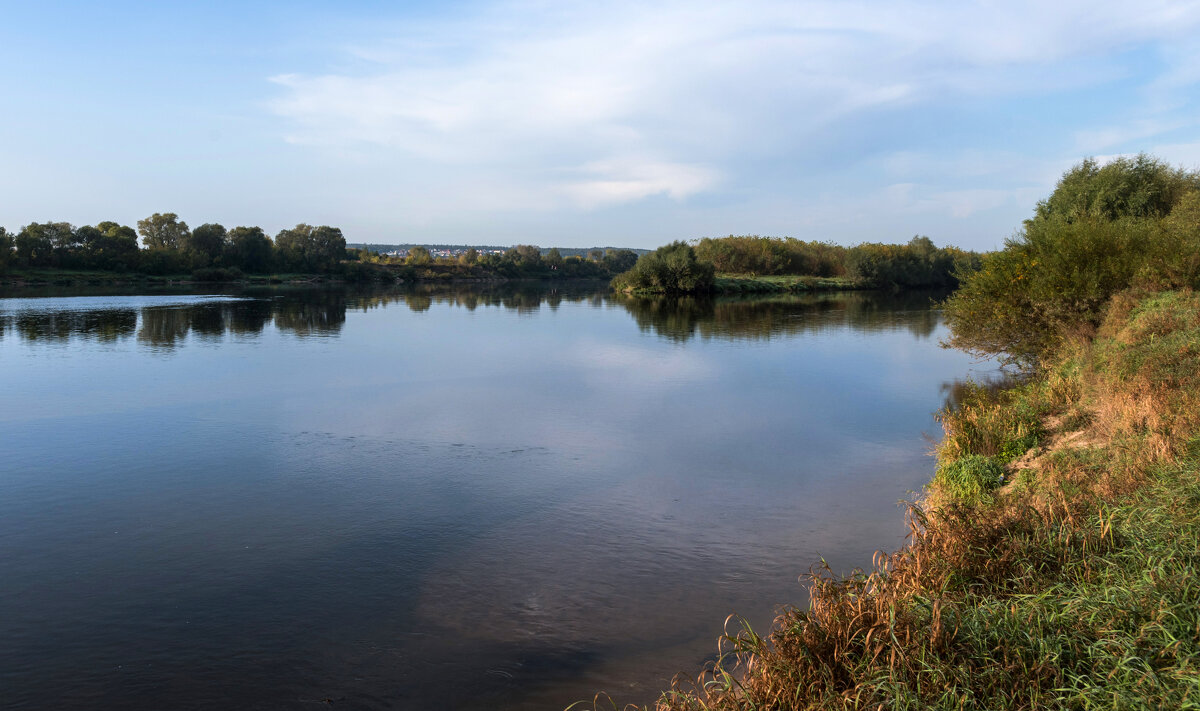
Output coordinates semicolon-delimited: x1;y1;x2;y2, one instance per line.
0;283;996;710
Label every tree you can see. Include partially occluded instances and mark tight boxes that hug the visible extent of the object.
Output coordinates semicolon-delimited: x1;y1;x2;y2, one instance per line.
602;248;638;274
226;226;273;273
406;245;432;266
0;227;13;271
275;224;346;271
610;241;715;293
15;223;64;267
944;156;1200;365
310;225;346;271
458;248;479;266
188;223;228;266
88;222;140;270
1031;154;1200;225
509;244;542;267
138;213;190;250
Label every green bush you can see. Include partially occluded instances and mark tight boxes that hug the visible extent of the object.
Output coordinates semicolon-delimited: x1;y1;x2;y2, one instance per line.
944;156;1200;366
611;241;715;294
693;235;846;276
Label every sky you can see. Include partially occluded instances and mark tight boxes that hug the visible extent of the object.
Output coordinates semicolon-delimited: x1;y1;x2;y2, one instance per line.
2;0;1200;251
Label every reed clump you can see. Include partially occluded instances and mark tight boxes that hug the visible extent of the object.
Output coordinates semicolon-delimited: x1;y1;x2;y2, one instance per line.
621;289;1200;711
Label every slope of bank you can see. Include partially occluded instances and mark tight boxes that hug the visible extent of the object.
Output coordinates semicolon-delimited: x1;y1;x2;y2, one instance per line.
642;289;1200;710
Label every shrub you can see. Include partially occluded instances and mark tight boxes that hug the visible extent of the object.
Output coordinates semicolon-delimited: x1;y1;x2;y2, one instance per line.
944;157;1200;366
611;241;715;294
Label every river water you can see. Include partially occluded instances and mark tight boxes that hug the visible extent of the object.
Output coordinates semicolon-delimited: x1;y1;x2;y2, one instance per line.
0;283;995;710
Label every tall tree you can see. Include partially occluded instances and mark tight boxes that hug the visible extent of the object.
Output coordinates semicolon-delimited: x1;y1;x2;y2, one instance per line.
89;222;140;270
275;224;346;271
15;222;71;267
138;212;190;250
188;223;228;266
226;226;273;273
0;227;13;270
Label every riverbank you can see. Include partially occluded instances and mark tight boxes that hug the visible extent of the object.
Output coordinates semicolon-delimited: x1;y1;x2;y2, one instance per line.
648;289;1200;709
0;268;338;288
712;274;865;294
0;266;611;290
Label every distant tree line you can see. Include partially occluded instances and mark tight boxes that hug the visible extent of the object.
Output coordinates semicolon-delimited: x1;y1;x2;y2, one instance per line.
693;234;981;289
345;244;640;282
0;212;346;276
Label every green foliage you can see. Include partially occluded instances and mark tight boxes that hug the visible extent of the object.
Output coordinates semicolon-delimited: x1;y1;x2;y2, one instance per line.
188;223;228;266
0;227;12;271
137;212;190;250
190;266;244;282
15;222;69;268
406;245;432;266
944;156;1200;365
1032;154;1200;224
611;241;715;294
932;454;1004;503
694;235;846;276
275;223;346;272
937;380;1044;470
225;226;273;273
601;248;638;274
846;235;979;289
84;222;140;271
503;244;542;268
139;246;192;275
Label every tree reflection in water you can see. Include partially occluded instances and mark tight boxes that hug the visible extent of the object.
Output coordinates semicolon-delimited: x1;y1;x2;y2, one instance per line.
0;284;950;350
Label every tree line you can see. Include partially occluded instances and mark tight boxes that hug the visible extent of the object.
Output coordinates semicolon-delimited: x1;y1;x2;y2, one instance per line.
693;234;982;288
347;244;639;281
612;235;982;294
0;213;347;276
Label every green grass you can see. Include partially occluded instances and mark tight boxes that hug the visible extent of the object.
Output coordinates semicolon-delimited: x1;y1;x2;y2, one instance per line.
931;455;1004;504
713;274;864;294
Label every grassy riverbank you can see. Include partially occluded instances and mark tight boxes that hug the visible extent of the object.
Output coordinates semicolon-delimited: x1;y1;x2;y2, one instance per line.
643;288;1200;710
624;157;1200;710
712;274;864;294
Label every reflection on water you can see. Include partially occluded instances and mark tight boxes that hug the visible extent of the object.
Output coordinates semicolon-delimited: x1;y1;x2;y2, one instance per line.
619;290;943;342
0;292;346;349
1;284;944;349
0;283;998;711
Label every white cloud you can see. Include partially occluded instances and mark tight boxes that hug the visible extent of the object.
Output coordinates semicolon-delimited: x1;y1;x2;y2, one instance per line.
265;0;1200;232
558;159;720;208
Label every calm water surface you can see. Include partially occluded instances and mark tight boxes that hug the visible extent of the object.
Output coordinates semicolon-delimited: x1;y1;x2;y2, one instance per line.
0;284;995;710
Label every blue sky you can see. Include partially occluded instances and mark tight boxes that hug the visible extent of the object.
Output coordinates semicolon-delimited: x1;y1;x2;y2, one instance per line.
2;1;1199;250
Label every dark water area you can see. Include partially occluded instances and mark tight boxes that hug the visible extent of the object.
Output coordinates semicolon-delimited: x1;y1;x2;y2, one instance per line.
0;284;996;710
